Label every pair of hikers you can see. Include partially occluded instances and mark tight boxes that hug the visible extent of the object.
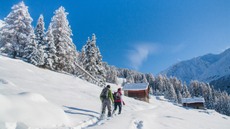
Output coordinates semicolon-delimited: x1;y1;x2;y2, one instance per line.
100;85;125;117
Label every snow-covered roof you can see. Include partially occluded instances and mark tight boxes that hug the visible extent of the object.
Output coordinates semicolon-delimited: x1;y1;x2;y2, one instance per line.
123;83;149;91
182;98;205;104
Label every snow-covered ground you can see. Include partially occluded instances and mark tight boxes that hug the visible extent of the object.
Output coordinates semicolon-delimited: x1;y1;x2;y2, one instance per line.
0;54;230;129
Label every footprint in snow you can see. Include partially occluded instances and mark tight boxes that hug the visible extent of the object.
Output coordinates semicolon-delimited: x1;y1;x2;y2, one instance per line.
0;78;8;84
134;120;143;129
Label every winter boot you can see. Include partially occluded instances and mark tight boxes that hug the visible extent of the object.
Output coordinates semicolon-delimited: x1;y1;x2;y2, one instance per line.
108;112;112;117
112;110;115;114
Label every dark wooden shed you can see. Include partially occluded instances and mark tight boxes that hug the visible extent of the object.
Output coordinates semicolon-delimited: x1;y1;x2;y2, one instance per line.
123;83;150;103
182;98;205;109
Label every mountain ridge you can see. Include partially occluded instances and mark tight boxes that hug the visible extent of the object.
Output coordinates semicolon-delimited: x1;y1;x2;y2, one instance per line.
157;48;230;92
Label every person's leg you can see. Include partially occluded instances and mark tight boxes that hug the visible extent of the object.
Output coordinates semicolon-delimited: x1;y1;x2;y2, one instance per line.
101;100;106;114
106;99;112;117
118;102;122;114
113;102;118;114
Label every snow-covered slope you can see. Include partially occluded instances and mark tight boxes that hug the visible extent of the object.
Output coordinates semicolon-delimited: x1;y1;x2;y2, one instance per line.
157;48;230;85
0;54;230;129
200;48;230;82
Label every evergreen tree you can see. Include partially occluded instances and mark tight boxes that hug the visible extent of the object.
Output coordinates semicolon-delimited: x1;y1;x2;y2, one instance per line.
204;84;214;109
156;74;164;94
211;86;218;108
82;34;106;86
198;82;206;97
51;6;77;73
141;74;148;83
34;14;46;65
177;91;182;104
83;37;93;77
219;91;230;115
177;79;184;93
189;80;201;97
23;33;40;65
95;44;106;86
182;82;191;98
165;82;177;102
44;23;57;69
127;75;134;84
145;73;155;83
78;45;86;67
0;1;33;58
108;70;118;85
103;63;118;85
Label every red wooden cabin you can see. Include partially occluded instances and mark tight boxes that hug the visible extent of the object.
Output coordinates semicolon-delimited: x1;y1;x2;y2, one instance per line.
182;98;205;109
123;83;150;103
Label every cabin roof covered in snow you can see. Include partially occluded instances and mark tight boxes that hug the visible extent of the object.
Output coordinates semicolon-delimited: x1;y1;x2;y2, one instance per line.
123;83;149;91
182;98;205;104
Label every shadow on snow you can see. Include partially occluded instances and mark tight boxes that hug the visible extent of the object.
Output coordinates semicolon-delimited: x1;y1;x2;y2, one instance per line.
63;105;100;118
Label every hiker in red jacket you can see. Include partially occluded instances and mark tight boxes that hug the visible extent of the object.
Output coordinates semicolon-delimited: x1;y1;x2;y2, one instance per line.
112;88;125;115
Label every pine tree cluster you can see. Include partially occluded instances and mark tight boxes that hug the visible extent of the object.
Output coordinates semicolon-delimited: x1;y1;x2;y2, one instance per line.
151;75;230;116
0;1;106;86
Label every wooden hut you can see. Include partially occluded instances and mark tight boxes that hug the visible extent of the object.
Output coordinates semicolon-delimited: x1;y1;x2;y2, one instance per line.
182;98;205;109
123;83;150;103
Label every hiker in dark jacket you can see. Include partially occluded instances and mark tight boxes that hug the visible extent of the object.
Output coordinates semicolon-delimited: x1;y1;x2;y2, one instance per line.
100;85;114;117
112;88;125;115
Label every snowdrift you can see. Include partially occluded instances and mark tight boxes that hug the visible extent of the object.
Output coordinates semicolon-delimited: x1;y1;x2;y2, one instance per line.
0;92;69;128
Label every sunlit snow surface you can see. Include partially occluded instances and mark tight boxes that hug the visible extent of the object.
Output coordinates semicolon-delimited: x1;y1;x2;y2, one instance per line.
0;54;230;129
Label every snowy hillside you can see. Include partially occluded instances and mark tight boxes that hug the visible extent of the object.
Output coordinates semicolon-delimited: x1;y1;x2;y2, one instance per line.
0;54;230;129
157;48;230;85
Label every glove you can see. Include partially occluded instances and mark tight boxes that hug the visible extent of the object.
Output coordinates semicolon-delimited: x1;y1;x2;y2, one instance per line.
123;101;125;105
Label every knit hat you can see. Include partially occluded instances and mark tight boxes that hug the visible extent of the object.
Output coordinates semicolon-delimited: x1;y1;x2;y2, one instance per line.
118;88;121;91
107;85;111;88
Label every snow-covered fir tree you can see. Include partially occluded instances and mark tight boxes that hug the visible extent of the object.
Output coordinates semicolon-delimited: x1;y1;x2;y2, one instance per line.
182;82;191;98
35;14;46;66
78;45;86;67
51;6;78;73
107;69;118;85
0;1;33;58
141;74;148;83
83;37;93;80
155;74;164;94
177;91;182;104
217;91;230;116
203;83;214;109
95;44;106;86
23;33;40;65
44;23;57;70
165;81;177;102
126;75;134;84
74;45;87;77
101;62;118;84
145;73;155;82
211;86;218;108
82;34;106;86
189;80;203;97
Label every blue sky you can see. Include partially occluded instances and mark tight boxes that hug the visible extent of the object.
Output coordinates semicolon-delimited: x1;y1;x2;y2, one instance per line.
1;0;230;75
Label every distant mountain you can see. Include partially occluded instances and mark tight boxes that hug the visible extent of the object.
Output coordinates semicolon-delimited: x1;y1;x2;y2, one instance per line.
210;74;230;94
157;48;230;91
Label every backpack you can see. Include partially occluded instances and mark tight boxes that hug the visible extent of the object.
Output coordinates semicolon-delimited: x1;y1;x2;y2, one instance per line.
113;92;121;101
101;88;109;99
